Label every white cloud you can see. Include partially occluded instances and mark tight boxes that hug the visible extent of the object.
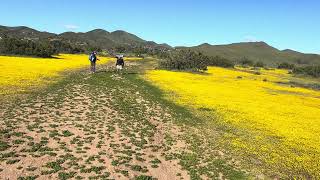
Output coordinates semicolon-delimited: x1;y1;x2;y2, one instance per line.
64;24;79;30
243;35;259;42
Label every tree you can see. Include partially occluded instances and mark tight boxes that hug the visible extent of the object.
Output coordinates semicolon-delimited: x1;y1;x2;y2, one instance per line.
278;62;295;69
160;50;208;71
239;57;254;66
208;56;234;68
293;65;320;77
115;46;126;53
88;46;102;53
0;36;56;57
254;61;265;67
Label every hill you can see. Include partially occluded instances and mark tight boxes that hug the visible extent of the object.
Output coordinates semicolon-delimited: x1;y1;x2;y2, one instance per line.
0;25;171;50
0;25;55;40
1;25;319;65
179;42;320;65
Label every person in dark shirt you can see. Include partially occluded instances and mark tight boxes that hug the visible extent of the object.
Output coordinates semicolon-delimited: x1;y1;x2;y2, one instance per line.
116;55;125;73
89;51;99;73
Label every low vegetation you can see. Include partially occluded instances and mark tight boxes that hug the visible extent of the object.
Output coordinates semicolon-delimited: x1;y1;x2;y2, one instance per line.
159;50;208;71
239;57;254;66
293;65;320;77
0;36;86;58
207;55;235;68
159;50;234;71
254;61;265;67
278;62;295;69
0;36;57;57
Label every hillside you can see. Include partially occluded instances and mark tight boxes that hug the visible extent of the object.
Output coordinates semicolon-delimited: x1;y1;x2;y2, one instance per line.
0;25;55;40
0;25;170;50
1;25;320;65
179;42;320;65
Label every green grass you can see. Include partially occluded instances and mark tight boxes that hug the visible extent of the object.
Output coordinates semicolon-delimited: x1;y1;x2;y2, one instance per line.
135;175;155;180
62;130;74;137
58;171;77;180
26;166;37;171
6;159;20;164
0;141;10;151
17;176;39;180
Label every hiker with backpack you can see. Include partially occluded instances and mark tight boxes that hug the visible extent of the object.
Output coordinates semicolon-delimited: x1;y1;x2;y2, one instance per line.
89;51;99;73
115;55;125;73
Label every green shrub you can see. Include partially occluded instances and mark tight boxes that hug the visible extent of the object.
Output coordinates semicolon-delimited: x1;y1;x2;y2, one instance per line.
293;65;320;77
159;50;208;71
254;61;265;67
0;36;56;57
160;50;234;71
50;40;85;54
135;175;154;180
208;56;234;68
239;57;254;66
0;141;10;151
278;62;295;69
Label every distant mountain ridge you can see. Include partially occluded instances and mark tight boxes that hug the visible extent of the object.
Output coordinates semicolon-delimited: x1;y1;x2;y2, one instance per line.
179;41;320;65
0;25;171;50
1;25;319;65
0;25;55;40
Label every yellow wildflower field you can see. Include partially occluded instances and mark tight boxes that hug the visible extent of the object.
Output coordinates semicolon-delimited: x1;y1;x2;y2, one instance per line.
145;67;320;177
0;54;114;95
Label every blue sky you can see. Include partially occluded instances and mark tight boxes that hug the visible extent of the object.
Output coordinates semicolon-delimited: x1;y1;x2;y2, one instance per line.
1;0;319;54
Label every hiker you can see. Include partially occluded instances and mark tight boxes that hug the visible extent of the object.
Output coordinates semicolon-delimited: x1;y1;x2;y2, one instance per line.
115;55;125;73
89;51;99;73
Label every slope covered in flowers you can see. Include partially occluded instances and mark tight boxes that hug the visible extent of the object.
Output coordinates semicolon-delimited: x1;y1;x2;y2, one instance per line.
145;66;320;178
0;54;114;95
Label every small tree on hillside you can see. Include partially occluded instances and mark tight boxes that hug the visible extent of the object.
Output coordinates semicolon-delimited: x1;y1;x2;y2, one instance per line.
254;61;265;67
160;50;208;71
208;56;234;68
278;62;295;69
239;57;254;66
115;46;126;53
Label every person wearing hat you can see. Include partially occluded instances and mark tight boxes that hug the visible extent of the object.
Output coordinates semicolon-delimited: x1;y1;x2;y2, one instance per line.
115;55;125;73
89;51;99;73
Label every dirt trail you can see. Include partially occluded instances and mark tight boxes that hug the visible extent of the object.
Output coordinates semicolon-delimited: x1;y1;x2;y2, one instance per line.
0;62;189;179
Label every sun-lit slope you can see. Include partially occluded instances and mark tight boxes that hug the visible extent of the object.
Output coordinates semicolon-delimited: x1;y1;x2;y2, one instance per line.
0;54;113;95
145;67;320;177
180;42;320;65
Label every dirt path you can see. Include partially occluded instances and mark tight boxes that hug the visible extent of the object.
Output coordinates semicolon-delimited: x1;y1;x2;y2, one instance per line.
0;62;190;179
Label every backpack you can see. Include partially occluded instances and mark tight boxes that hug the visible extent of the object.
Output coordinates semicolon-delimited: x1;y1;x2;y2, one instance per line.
89;53;96;62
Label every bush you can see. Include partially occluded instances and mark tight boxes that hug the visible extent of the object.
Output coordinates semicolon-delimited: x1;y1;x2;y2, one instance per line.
160;50;208;71
115;46;126;53
88;46;102;53
50;40;85;54
254;61;265;67
239;57;254;66
0;36;57;57
208;56;234;68
253;71;261;75
160;50;235;71
278;62;295;69
293;65;320;78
